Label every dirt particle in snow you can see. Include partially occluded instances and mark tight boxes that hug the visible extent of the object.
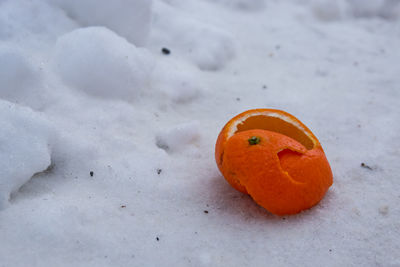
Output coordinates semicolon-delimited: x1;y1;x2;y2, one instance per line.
161;48;171;55
361;163;373;170
379;206;389;215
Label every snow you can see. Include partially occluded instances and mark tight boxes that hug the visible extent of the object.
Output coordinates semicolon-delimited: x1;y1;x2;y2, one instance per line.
312;0;400;20
156;121;201;152
150;1;236;70
0;0;400;266
0;100;53;208
208;0;266;11
46;0;152;46
53;27;153;101
0;46;41;106
150;56;203;103
0;0;77;44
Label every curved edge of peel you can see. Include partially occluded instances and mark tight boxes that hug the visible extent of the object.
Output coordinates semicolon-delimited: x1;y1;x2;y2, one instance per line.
226;109;319;147
215;108;322;170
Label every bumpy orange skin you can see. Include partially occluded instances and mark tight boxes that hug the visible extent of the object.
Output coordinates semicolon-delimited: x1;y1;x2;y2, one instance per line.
215;109;333;215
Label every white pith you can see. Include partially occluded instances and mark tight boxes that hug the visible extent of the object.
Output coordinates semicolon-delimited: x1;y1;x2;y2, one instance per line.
226;111;317;146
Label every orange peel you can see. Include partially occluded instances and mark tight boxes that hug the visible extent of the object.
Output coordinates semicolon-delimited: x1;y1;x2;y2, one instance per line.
215;109;333;215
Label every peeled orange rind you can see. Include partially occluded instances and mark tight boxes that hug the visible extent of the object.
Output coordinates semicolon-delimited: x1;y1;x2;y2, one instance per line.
215;109;333;215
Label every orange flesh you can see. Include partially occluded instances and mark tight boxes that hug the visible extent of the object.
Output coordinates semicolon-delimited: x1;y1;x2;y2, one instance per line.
236;115;314;150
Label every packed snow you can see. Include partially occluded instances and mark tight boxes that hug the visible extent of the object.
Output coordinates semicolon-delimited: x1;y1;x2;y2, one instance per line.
0;0;399;266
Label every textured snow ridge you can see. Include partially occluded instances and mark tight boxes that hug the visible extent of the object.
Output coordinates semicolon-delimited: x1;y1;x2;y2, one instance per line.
0;100;53;209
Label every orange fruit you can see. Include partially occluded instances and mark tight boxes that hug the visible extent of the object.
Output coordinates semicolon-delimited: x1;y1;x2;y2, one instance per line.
215;109;333;215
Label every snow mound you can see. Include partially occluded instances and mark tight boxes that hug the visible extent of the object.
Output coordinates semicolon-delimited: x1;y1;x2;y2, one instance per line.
152;2;236;71
0;100;54;209
53;27;154;101
151;58;203;103
208;0;265;11
0;0;77;41
312;0;400;21
48;0;152;46
312;0;344;21
378;0;400;19
156;121;200;152
181;22;236;71
350;0;400;19
0;46;47;109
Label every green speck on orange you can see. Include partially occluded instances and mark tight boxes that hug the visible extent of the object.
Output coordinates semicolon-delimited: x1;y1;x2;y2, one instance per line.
248;136;261;145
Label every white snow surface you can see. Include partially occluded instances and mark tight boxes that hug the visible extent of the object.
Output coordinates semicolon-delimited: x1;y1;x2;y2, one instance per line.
0;0;400;266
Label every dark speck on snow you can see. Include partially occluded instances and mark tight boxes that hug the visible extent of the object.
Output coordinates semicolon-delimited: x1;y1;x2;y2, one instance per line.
161;48;170;55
